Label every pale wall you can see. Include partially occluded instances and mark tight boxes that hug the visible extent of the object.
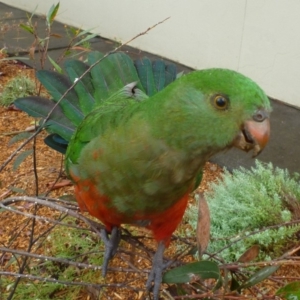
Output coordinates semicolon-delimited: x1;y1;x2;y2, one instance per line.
3;0;300;107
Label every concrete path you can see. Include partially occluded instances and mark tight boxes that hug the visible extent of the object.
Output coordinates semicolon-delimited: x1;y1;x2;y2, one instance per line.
1;2;299;173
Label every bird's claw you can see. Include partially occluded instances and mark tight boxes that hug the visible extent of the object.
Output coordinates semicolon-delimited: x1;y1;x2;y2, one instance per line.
146;241;166;300
100;227;121;276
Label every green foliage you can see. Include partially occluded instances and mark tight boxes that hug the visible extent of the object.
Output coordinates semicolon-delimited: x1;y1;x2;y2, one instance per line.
0;76;36;106
163;260;279;296
276;281;300;299
46;3;60;27
3;276;66;300
13;149;33;170
43;219;104;267
8;132;33;146
240;265;280;289
163;261;221;285
185;160;300;262
18;2;95;70
2;218;105;300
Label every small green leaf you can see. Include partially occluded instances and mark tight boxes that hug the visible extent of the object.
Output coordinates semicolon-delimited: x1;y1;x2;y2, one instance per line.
8;132;34;146
276;282;300;299
4;254;19;268
13;150;33;171
48;55;63;73
9;186;27;194
241;265;279;289
73;33;98;47
59;194;77;202
163;261;221;285
75;27;96;38
46;3;60;26
20;23;34;34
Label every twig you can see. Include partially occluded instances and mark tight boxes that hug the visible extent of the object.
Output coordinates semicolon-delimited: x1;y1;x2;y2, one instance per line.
221;259;300;270
0;218;32;269
0;195;192;278
119;253;145;274
7;201;38;299
0;127;36;136
0;271;143;291
32;122;39;196
44;155;66;195
280;244;300;258
0;196;98;231
0;246;101;271
0;127;43;173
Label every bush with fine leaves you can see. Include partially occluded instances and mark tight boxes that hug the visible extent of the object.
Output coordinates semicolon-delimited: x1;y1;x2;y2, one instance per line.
185;160;300;262
0;75;36;106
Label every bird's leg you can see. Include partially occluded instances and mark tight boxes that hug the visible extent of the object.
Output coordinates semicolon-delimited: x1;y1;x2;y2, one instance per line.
146;241;166;300
100;226;121;276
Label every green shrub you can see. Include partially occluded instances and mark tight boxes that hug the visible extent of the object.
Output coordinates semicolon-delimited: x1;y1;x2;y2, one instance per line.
2;218;105;300
185;160;300;262
1;75;36;106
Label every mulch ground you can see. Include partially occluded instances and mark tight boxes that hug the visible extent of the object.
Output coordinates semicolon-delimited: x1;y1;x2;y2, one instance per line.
0;55;299;299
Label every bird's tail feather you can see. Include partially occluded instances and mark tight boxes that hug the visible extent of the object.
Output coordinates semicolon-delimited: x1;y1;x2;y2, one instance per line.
14;51;179;153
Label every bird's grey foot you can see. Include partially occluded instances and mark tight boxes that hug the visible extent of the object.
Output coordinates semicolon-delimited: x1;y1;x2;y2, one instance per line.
100;226;121;276
146;241;166;300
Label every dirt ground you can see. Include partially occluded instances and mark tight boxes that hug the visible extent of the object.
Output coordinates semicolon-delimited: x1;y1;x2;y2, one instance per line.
1;56;299;299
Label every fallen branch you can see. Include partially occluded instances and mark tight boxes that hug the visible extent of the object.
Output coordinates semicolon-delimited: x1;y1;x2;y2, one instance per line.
0;126;37;136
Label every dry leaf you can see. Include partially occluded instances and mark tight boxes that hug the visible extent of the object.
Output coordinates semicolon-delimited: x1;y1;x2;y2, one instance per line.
47;179;72;190
238;244;260;263
29;45;36;60
196;192;211;257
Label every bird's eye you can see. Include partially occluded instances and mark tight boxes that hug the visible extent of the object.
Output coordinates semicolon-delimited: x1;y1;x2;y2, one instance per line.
212;94;229;110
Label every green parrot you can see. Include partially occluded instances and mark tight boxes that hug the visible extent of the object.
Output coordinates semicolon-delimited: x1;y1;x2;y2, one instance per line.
15;52;271;300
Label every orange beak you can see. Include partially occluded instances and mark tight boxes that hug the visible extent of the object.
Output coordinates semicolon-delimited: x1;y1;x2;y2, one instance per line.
233;118;270;157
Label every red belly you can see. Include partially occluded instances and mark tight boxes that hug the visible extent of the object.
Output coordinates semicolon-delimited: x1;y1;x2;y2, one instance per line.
71;172;190;245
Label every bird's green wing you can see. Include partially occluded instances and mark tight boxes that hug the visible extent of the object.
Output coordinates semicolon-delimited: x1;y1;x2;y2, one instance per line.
14;51;179;153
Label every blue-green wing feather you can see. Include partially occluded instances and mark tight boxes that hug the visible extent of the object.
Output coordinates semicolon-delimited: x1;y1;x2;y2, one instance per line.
64;59;95;114
36;70;84;126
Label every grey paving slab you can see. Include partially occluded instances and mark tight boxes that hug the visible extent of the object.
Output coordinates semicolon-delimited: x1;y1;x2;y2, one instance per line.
0;2;29;19
19;36;193;72
91;38;193;72
0;3;74;55
2;2;300;174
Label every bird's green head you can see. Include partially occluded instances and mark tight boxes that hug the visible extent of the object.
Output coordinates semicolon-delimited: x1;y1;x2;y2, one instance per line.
154;68;271;157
